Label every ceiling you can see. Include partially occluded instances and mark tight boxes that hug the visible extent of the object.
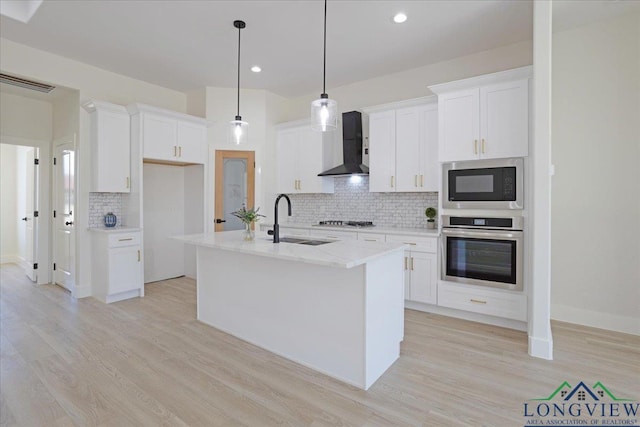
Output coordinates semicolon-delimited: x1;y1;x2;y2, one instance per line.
0;1;637;98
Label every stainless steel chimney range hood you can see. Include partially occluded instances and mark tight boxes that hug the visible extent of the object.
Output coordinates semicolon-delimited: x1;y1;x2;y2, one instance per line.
318;111;369;177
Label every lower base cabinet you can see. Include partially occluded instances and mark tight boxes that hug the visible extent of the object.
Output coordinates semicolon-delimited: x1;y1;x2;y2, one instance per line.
437;281;527;322
92;230;144;303
386;234;438;305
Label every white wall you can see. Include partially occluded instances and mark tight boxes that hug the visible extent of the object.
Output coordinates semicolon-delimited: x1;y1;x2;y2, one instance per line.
551;13;640;335
0;144;18;263
1;37;187;297
285;40;533;121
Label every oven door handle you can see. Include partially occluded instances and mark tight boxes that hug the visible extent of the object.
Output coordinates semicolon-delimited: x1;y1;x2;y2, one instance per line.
441;228;523;240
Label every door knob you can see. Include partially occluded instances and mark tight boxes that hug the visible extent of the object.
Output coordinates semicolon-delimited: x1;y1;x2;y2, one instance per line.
215;218;226;224
65;221;73;226
21;217;28;221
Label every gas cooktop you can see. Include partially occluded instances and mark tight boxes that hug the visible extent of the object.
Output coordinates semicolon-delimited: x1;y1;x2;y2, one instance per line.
315;220;375;228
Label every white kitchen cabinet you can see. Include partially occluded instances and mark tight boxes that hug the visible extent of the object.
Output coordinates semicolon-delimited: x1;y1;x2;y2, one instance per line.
83;101;131;193
368;110;396;192
91;229;143;303
387;234;438;305
368;102;438;193
276;123;334;194
430;67;531;162
128;104;208;165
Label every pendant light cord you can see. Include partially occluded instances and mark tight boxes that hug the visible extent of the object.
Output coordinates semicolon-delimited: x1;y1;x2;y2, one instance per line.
237;23;241;117
323;0;327;94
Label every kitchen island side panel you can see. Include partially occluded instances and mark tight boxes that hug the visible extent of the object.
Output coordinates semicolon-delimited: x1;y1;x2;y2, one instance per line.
196;246;368;388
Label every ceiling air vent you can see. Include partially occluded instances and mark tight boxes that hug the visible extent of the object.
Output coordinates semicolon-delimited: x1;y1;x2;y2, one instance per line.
0;73;55;93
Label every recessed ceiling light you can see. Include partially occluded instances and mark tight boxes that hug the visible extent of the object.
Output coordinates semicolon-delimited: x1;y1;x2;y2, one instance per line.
393;13;407;24
251;66;261;73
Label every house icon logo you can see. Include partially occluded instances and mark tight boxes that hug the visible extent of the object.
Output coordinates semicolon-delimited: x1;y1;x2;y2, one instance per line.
523;381;639;426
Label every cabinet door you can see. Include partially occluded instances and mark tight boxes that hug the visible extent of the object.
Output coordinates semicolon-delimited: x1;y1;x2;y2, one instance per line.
418;105;439;192
176;121;207;164
480;79;528;159
369;110;396;192
109;245;142;294
276;129;299;193
438;89;479;162
143;113;177;161
297;127;326;193
395;107;421;192
409;251;437;305
94;109;130;192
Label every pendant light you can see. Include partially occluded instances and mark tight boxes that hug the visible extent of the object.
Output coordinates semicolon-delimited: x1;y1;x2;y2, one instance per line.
310;0;337;132
230;20;248;145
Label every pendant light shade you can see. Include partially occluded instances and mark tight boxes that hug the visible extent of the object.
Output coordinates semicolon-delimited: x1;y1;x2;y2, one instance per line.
311;0;337;132
230;20;248;145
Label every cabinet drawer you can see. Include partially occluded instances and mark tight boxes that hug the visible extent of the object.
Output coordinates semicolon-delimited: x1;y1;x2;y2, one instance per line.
108;232;141;248
308;230;357;240
438;282;527;321
386;234;437;252
358;233;386;242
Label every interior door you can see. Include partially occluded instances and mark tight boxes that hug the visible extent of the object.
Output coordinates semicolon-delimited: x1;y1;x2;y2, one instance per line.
53;141;75;292
22;147;39;282
214;150;255;232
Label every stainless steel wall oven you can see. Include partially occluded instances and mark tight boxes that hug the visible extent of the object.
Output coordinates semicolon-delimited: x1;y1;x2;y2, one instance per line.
441;215;524;291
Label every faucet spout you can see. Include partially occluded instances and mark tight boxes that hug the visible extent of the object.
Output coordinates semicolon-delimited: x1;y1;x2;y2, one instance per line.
271;194;292;243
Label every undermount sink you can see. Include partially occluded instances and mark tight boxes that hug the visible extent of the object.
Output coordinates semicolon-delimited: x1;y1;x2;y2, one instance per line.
278;237;333;246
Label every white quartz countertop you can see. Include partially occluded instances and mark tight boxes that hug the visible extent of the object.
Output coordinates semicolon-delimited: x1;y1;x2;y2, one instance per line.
174;230;407;269
88;227;141;233
262;222;440;237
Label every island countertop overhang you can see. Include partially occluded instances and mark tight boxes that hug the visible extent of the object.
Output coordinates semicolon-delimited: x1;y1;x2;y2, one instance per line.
174;230;407;269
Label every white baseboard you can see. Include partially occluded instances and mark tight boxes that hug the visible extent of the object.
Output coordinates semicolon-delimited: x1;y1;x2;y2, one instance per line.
551;303;640;336
529;335;553;360
0;254;20;264
73;285;92;299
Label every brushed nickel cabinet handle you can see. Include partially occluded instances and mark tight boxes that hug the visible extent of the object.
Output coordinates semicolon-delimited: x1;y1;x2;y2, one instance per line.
404;257;408;270
179;146;182;157
414;175;418;187
137;250;141;262
420;175;424;187
470;299;487;304
410;257;414;271
118;238;133;242
391;176;395;188
481;139;485;154
403;242;417;246
298;180;301;190
474;139;478;154
126;177;130;188
364;238;376;242
174;146;177;157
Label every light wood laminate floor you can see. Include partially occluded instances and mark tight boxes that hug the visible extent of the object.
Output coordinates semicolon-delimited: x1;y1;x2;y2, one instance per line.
1;263;638;426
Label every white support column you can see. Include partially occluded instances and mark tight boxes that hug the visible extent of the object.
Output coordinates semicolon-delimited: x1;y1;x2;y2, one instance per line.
529;0;553;360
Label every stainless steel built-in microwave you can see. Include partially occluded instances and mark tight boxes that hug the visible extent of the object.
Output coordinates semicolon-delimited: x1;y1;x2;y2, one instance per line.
443;158;524;210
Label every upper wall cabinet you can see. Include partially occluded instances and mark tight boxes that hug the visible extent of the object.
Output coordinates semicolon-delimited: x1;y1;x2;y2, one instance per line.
366;98;439;193
276;122;334;194
430;66;531;162
83;100;131;193
127;104;207;165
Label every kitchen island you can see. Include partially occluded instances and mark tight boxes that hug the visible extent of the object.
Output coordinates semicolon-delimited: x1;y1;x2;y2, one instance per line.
176;230;406;390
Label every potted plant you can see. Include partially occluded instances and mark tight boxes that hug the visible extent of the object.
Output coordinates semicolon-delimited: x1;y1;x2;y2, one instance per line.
231;205;265;241
425;207;437;229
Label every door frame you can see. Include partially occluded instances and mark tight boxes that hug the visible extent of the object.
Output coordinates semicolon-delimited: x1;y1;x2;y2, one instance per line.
52;136;77;293
0;135;51;285
214;150;255;232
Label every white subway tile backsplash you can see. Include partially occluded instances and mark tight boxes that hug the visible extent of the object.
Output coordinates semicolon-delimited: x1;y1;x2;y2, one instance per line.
89;193;128;228
286;177;438;228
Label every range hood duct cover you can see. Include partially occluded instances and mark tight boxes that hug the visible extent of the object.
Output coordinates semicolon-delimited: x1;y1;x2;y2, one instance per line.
318;111;369;176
